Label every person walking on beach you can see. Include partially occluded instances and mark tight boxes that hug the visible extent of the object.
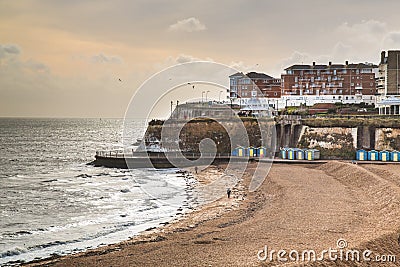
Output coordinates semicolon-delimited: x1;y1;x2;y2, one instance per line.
227;188;231;198
194;166;198;174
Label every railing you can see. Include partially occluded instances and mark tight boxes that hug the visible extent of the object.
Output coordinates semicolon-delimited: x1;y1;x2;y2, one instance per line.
95;150;233;159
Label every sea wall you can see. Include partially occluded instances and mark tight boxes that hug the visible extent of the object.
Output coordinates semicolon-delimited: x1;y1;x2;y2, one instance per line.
143;118;400;159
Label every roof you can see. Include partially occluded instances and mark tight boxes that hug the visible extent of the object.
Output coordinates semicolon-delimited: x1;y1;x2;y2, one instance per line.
246;72;274;80
229;72;245;78
285;62;377;71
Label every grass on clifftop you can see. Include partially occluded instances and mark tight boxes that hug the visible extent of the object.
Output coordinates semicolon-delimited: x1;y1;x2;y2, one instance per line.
303;116;400;128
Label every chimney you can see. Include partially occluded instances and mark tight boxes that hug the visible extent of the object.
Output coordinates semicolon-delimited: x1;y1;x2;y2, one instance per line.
345;60;348;65
328;61;332;66
381;51;386;64
312;62;316;66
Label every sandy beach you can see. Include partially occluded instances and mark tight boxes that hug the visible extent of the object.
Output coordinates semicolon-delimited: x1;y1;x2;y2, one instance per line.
26;161;400;266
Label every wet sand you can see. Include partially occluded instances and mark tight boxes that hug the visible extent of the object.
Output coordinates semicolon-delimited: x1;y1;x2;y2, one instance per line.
27;162;400;266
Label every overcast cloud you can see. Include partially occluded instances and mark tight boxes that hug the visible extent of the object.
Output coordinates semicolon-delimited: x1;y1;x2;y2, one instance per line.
1;0;400;117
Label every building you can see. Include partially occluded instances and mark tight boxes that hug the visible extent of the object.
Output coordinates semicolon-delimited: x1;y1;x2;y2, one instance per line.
246;72;282;98
281;61;377;106
170;102;235;120
377;51;400;101
229;71;281;108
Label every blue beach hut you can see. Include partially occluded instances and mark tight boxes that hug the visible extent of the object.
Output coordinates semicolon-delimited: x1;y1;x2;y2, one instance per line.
287;148;296;160
305;149;320;160
356;150;367;161
246;146;256;157
379;151;390;162
280;148;288;159
391;151;400;162
257;147;267;158
232;146;245;157
296;149;305;160
368;150;379;161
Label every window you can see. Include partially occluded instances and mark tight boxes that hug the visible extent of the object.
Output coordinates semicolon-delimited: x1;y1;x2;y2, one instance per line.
251;91;257;97
311;77;314;82
334;70;337;75
295;77;298;82
274;92;277;96
339;82;343;87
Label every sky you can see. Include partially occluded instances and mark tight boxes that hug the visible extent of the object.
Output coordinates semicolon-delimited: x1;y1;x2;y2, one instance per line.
1;0;400;118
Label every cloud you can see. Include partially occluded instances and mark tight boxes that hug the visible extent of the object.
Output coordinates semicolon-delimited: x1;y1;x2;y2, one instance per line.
280;51;312;68
383;32;400;49
168;17;206;32
175;54;204;63
91;53;123;64
25;59;50;73
276;19;393;71
0;43;50;73
0;44;20;59
159;53;213;67
336;20;387;38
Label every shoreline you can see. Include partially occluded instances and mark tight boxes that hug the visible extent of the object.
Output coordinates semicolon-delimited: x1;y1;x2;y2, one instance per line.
26;161;400;266
25;164;246;267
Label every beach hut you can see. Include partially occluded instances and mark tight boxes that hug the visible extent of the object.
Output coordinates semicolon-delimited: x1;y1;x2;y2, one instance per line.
305;149;320;160
391;151;400;162
379;151;390;162
368;150;379;161
257;146;267;158
246;146;256;157
296;149;305;160
356;149;367;161
280;148;288;159
287;148;296;160
232;146;245;157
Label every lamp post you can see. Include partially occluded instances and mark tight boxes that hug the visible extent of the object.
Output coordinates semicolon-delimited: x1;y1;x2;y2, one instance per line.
176;100;179;119
219;90;223;103
202;91;205;103
206;90;210;102
170;101;173;117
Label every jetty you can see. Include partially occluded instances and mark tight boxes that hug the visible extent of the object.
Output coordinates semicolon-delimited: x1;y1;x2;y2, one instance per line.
93;151;249;169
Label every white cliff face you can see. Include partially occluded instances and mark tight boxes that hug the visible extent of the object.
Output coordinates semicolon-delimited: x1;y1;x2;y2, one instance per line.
375;128;400;151
299;127;356;149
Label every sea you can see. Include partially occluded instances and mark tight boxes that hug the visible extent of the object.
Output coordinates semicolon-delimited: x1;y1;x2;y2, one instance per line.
0;118;199;266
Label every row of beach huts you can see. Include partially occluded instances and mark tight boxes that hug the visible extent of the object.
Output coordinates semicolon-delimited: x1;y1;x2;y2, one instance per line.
356;149;400;161
231;146;321;161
